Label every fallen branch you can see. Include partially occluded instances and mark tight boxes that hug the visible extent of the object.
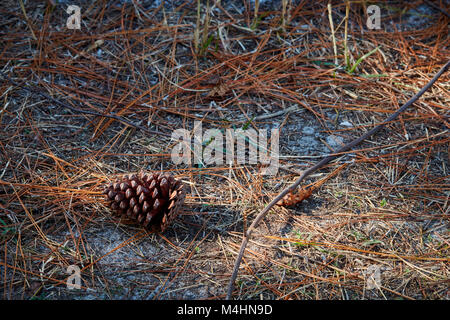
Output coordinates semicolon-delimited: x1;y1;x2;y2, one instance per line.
226;60;450;299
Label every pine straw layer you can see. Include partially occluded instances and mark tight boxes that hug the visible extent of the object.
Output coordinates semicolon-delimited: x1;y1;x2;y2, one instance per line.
0;1;449;299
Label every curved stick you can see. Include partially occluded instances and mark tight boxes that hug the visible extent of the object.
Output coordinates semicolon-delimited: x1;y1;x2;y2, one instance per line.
226;60;450;299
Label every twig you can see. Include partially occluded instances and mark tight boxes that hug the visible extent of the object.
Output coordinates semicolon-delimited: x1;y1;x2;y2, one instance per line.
225;60;450;299
0;71;171;138
18;0;37;41
344;1;350;68
327;3;338;67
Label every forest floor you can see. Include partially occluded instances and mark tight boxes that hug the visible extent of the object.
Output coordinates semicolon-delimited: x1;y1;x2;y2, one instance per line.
0;0;449;300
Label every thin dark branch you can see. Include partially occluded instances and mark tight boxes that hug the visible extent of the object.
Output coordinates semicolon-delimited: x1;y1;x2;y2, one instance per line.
225;60;450;299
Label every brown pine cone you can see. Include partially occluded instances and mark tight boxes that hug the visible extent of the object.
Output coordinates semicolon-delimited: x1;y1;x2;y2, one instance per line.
276;187;312;207
103;171;185;232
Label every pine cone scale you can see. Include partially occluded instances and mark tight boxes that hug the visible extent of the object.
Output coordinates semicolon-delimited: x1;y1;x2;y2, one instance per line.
103;171;185;232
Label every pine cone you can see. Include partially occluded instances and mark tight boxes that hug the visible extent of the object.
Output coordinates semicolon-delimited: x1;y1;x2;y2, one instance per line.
103;172;185;232
276;187;312;206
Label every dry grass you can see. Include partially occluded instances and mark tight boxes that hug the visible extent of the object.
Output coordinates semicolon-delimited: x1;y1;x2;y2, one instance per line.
0;0;449;300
